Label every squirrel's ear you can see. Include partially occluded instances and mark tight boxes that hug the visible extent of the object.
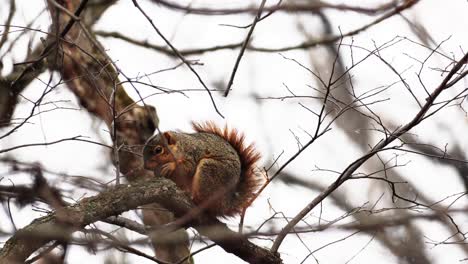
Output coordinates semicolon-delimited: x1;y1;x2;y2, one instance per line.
163;132;176;145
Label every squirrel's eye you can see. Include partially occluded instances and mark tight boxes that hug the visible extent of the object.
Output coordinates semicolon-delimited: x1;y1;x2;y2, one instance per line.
153;145;163;154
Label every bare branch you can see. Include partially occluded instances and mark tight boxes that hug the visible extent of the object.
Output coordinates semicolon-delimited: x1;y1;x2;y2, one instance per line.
271;51;468;252
0;177;282;264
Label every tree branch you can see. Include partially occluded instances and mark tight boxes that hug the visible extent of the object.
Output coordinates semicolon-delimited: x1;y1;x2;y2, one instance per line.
0;177;282;264
270;50;468;253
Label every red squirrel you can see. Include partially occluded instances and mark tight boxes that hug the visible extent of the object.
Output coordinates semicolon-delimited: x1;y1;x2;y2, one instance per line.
143;121;263;216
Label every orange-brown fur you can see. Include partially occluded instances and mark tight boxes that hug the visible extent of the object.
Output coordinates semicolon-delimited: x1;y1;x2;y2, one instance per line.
144;121;263;216
191;121;262;215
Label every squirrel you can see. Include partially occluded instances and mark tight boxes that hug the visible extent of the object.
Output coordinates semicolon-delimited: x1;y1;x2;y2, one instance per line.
142;121;262;217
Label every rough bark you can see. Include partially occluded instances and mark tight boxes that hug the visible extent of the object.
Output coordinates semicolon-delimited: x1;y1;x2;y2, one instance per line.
0;177;282;264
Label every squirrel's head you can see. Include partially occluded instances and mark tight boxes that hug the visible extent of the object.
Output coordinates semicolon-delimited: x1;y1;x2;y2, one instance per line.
143;131;177;171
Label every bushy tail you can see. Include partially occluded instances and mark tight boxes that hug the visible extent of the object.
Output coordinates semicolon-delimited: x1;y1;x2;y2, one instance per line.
192;121;263;216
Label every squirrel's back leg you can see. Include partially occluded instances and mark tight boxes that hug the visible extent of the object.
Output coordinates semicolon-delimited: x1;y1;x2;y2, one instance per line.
191;158;240;216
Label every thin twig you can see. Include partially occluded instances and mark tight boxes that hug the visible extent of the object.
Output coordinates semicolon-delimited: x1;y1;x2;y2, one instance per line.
131;0;224;118
224;0;266;97
270;51;468;253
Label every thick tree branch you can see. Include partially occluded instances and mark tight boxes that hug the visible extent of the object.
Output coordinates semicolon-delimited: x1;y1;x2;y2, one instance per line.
0;177;282;264
0;0;117;128
45;1;184;262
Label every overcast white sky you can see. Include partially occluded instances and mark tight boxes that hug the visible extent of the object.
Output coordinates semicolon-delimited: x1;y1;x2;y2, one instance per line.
1;0;468;263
